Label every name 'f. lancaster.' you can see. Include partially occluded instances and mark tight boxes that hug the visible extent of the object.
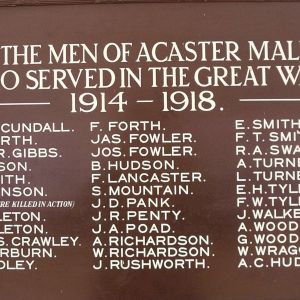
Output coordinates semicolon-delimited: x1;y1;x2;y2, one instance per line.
107;172;202;184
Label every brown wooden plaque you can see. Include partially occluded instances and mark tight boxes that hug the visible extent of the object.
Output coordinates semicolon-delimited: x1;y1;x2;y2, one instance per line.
0;2;300;300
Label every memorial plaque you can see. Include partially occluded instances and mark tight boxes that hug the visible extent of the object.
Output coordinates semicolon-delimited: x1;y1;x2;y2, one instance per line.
0;1;300;299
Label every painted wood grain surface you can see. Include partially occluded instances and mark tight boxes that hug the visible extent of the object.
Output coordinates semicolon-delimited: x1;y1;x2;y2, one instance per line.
0;0;296;7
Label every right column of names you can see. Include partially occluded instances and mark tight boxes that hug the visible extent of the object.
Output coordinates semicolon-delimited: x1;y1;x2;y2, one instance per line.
236;118;300;269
